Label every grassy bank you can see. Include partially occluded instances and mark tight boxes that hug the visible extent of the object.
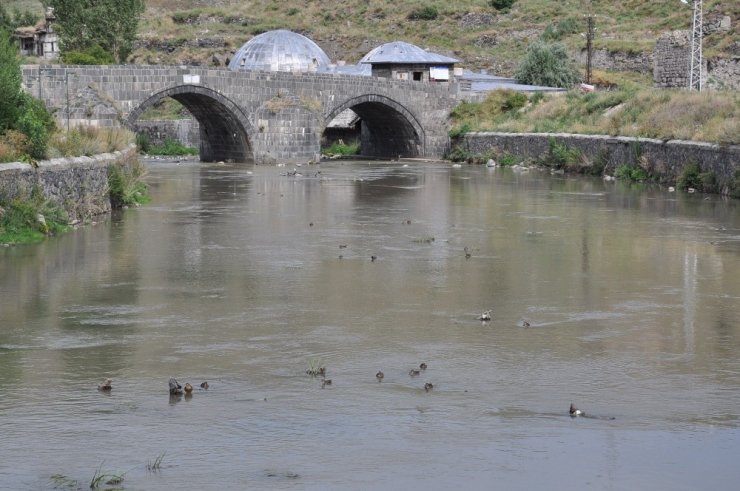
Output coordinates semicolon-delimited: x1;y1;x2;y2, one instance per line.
450;88;739;145
321;140;360;156
0;186;69;244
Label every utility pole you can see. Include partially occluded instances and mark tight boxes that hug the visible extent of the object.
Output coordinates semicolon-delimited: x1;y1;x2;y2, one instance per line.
585;15;595;84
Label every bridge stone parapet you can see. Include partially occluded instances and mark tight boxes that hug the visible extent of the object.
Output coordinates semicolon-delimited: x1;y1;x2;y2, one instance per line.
22;65;461;164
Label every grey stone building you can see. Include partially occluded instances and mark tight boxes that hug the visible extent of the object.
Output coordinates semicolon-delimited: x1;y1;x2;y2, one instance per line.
359;41;459;82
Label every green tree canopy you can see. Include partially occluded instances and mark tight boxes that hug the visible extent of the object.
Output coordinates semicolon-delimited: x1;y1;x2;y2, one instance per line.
47;0;145;63
0;28;23;133
515;40;581;89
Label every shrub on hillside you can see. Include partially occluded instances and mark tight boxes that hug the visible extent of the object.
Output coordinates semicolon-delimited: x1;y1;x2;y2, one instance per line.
515;41;581;89
62;45;115;65
408;6;438;20
490;0;516;11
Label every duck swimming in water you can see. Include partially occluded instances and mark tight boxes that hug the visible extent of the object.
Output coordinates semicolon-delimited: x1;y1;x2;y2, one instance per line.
184;383;193;394
479;310;492;322
424;383;434;392
569;403;584;417
419;363;427;370
200;381;209;390
97;378;112;392
409;369;420;377
521;320;530;328
376;371;384;382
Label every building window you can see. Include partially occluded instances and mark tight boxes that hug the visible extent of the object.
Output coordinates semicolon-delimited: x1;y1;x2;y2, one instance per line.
413;71;423;81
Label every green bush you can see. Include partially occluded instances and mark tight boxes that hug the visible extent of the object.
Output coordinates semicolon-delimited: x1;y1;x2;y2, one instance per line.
172;10;202;24
408;6;438;20
515;40;581;88
146;137;199;156
614;164;648;182
676;162;701;190
446;145;469;162
542;138;582;169
108;153;149;208
542;17;580;41
286;8;300;16
449;123;472;138
135;133;151;153
62;45;115;65
15;93;55;160
490;0;516;11
322;140;360;155
0;186;69;244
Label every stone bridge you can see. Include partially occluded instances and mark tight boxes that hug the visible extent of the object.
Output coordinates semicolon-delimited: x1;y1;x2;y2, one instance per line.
21;65;462;164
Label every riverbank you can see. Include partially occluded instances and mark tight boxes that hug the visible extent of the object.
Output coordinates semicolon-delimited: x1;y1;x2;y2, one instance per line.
0;144;144;244
455;132;739;197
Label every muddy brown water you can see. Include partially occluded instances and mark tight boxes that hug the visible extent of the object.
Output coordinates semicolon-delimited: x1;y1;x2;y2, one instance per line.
1;159;739;490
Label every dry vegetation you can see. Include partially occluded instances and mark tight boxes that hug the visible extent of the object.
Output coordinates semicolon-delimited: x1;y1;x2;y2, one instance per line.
8;1;737;77
451;88;739;145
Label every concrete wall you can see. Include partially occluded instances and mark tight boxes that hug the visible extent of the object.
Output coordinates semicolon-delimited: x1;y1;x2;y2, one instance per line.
21;65;460;164
462;132;739;195
0;145;138;221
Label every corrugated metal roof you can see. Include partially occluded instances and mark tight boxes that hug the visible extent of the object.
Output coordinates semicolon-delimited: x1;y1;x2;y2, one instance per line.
360;41;459;65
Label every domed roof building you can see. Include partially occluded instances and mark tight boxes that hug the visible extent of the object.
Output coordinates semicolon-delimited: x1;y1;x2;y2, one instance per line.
228;30;331;73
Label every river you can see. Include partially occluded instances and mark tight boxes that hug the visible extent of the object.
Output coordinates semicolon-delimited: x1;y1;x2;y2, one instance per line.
1;159;739;490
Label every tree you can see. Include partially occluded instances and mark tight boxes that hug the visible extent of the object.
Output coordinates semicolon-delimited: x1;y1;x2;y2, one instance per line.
0;28;23;133
47;0;145;63
515;41;581;89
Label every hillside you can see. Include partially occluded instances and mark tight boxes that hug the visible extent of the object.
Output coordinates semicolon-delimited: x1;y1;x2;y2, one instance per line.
8;0;738;86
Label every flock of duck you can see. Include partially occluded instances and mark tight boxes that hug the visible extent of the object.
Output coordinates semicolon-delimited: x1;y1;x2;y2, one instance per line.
97;371;588;418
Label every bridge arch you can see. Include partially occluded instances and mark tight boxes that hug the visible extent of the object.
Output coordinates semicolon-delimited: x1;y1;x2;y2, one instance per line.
325;94;425;158
127;85;255;163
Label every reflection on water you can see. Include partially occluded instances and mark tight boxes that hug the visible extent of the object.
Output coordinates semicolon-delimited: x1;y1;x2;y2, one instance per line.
1;160;739;490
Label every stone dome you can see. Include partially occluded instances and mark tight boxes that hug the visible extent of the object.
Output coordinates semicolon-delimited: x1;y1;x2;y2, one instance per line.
228;30;331;73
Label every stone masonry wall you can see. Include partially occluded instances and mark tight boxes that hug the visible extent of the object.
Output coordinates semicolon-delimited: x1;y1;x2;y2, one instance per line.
654;30;706;89
463;132;739;195
21;65;460;164
0;145;138;221
134;119;201;148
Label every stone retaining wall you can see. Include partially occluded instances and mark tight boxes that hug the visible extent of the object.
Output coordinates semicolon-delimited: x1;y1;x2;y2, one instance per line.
462;132;739;195
0;145;138;221
134;119;201;148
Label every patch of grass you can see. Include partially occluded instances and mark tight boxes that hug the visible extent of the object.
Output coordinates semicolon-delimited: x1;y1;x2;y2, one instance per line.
146;452;166;472
449;123;472;139
48;127;134;158
108;153;150;209
407;6;438;20
322;141;360;156
541;138;582;169
49;474;79;489
89;463;125;489
146;137;198;156
0;186;70;245
138;98;190;120
676;161;717;193
614;164;648;182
